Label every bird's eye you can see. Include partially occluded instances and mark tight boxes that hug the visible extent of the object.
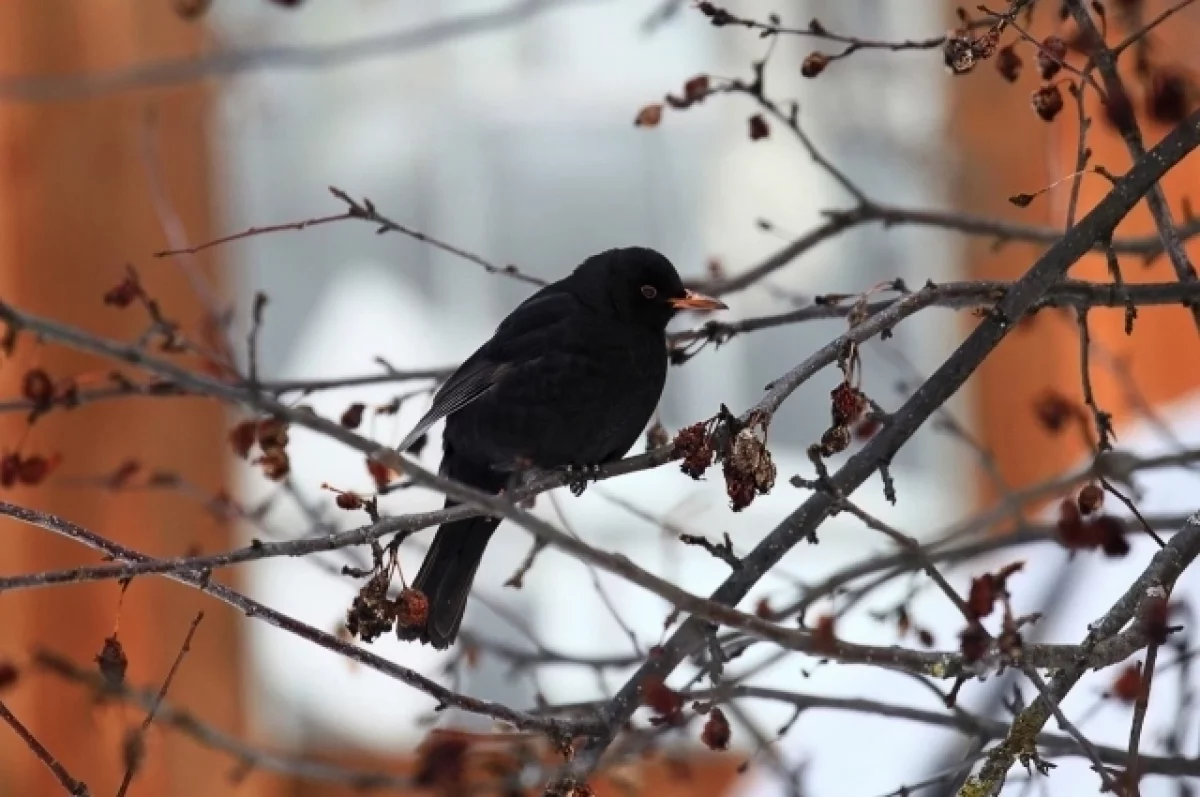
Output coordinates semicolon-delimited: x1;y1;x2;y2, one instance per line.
640;285;657;299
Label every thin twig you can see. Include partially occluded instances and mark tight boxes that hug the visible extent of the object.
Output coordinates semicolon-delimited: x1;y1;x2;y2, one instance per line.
115;612;205;797
0;699;90;796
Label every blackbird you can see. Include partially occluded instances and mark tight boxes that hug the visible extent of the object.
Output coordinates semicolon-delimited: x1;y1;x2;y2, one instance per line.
396;247;726;648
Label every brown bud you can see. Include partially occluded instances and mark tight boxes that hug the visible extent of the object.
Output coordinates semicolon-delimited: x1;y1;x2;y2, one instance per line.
801;52;830;78
683;75;710;101
340;403;366;429
634;104;664;128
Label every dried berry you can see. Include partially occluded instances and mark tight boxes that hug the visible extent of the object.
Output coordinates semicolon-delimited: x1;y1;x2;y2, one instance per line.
967;575;998;620
21;369;54;410
754;597;773;619
747;114;770;141
673;422;714;479
1077;484;1104;515
340;403;365;429
917;629;936;648
103;275;142;308
0;453;19;488
701;708;731;750
996;44;1023;82
1110;663;1142;703
366;458;396;491
641;676;684;723
1031;84;1064;121
347;570;394;642
1036;35;1067;80
959;622;989;663
256;418;289;452
830;382;867;427
17;454;56;486
1057;497;1090;549
228;420;257;459
723;463;757;512
95;634;128;688
818;425;851;456
727;428;776;494
394;587;429;629
335;492;364;510
256;449;290;481
943;32;977;75
801;52;830;78
1089;515;1130;557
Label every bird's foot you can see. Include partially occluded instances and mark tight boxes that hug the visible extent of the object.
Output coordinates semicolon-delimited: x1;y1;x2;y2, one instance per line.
565;463;602;497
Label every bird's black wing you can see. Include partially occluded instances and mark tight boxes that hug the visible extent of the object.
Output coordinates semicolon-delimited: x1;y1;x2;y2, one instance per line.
396;288;577;452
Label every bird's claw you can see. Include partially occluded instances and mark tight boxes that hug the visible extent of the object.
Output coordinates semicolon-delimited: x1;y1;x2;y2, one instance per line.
565;463;602;497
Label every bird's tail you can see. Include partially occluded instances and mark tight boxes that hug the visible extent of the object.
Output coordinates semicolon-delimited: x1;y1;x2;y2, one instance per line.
398;500;501;649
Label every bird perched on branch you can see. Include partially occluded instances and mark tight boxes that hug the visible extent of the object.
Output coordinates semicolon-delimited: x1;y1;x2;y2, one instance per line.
396;247;726;648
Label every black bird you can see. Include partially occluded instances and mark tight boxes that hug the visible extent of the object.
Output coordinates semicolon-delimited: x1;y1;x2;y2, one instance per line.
395;247;726;648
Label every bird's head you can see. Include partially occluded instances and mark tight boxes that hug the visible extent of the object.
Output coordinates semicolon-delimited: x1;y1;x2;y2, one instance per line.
570;247;727;331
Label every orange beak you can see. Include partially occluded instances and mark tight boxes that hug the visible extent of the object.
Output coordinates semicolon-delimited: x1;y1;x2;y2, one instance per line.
668;289;728;311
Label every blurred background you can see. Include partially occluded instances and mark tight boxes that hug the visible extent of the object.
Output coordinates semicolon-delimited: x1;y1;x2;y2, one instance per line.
1;1;1199;795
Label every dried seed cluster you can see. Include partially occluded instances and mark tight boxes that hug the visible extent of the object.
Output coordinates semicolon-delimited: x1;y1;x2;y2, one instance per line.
809;381;871;460
672;407;776;511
